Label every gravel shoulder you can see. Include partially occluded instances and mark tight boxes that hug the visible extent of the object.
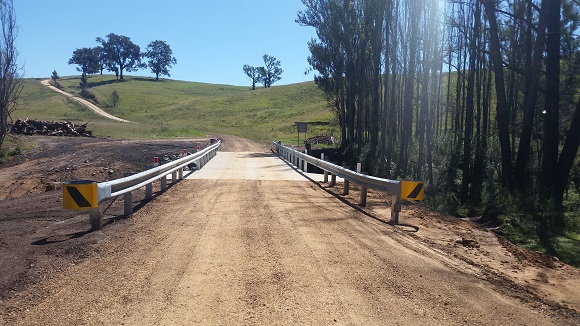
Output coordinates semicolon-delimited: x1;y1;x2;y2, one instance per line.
0;135;578;325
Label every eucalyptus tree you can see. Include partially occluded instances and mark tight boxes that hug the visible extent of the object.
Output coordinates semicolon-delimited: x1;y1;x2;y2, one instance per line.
260;54;283;88
144;40;177;81
243;64;262;90
96;33;145;80
68;47;101;75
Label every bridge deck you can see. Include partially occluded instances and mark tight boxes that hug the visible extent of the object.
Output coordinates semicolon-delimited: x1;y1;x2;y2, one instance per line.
186;151;331;181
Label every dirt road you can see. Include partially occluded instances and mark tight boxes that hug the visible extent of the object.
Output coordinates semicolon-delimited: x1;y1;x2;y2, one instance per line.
1;136;578;325
41;80;131;123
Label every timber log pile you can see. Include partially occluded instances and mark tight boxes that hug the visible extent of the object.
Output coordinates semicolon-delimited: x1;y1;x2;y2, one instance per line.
10;119;93;137
306;134;336;145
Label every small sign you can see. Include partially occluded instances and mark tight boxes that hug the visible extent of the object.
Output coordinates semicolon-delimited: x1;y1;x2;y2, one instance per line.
296;122;307;133
63;180;98;210
401;180;424;201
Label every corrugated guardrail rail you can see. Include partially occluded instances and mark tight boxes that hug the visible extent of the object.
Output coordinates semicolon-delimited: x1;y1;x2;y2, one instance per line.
273;141;424;224
63;140;221;229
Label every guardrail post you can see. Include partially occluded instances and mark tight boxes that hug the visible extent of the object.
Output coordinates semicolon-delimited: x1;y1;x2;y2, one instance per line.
303;149;308;172
330;173;336;187
146;183;153;200
357;163;367;207
172;171;177;182
343;166;350;195
88;203;104;230
390;195;401;224
360;184;368;207
178;167;183;180
124;192;133;215
161;175;167;191
322;153;328;183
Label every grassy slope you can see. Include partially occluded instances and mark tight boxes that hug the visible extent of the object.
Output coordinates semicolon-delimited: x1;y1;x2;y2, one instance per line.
16;75;337;144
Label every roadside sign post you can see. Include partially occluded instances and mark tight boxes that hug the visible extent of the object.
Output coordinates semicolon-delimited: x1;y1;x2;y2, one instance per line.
295;122;307;146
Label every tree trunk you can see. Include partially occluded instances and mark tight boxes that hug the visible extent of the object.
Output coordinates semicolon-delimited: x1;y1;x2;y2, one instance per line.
483;0;513;187
370;0;384;162
385;0;399;177
460;0;481;203
398;0;418;177
380;0;392;173
554;97;580;205
541;0;561;201
515;0;547;189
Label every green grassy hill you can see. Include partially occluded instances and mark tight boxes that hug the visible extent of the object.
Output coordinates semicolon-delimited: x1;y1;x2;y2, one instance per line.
17;75;337;144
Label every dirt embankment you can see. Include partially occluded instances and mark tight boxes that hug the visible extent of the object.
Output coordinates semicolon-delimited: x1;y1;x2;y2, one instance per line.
0;135;578;325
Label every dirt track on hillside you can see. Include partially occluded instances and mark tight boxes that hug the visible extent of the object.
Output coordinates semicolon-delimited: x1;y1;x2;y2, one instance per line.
0;135;579;325
41;79;131;123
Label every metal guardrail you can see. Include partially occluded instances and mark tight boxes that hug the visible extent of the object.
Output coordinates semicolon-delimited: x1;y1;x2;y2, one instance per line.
273;141;424;224
63;140;221;229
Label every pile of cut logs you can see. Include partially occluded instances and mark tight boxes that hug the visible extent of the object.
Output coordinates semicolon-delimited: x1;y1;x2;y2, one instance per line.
10;119;93;137
306;134;336;145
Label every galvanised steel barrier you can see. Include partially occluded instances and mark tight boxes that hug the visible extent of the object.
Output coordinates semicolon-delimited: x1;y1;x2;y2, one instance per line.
273;141;424;224
63;140;221;229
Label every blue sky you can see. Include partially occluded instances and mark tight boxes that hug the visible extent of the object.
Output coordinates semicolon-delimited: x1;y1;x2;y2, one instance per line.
15;1;317;86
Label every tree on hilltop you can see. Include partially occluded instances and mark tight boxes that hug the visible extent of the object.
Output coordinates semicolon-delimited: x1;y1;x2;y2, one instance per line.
68;47;101;75
260;54;283;88
243;54;283;89
96;33;145;80
243;64;262;90
143;40;177;81
94;46;106;74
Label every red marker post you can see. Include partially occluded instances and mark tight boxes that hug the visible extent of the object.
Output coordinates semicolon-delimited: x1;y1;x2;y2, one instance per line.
153;157;159;167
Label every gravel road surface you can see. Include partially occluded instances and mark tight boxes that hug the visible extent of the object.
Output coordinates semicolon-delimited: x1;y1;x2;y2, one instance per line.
1;136;578;325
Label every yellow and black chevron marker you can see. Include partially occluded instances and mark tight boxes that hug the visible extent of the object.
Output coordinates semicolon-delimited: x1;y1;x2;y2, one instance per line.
401;180;425;201
63;180;98;210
